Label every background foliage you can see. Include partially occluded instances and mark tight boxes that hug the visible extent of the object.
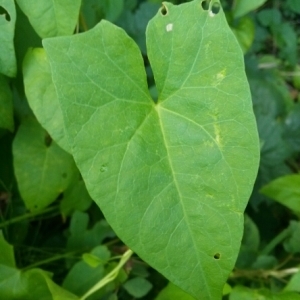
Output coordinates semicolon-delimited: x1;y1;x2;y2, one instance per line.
0;0;300;299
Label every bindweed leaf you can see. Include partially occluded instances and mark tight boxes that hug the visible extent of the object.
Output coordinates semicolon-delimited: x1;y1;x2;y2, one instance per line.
44;1;260;298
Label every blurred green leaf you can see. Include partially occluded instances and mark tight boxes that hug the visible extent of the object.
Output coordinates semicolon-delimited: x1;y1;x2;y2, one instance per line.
15;0;81;38
230;285;300;300
13;118;76;211
260;175;300;214
0;231;15;267
0;0;17;77
257;8;282;27
287;0;300;14
284;103;300;153
233;0;267;19
231;16;255;53
284;269;300;293
236;215;260;268
284;221;300;254
251;255;277;269
0;266;78;300
123;277;152;298
0;74;14;131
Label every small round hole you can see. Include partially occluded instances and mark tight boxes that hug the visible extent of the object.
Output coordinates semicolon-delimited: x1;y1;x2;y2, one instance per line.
211;2;220;15
214;253;221;259
201;0;210;11
160;5;168;16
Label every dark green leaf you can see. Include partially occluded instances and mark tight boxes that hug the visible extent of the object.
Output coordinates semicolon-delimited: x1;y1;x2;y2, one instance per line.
0;74;14;131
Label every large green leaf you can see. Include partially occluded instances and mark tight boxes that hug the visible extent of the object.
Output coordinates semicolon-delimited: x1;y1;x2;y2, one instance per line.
0;74;14;131
13;118;76;211
23;48;70;152
44;1;260;298
15;0;81;38
0;0;17;77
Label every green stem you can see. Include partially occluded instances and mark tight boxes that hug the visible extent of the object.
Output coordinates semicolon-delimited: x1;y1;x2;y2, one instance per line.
261;228;291;255
80;249;133;300
22;250;79;271
0;206;59;229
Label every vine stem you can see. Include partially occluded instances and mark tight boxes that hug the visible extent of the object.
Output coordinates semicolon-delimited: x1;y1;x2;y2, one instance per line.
80;249;133;300
0;206;59;229
260;228;291;256
231;267;299;280
22;251;79;271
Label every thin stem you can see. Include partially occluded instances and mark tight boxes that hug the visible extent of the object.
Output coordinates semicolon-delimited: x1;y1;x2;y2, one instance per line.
0;206;59;229
80;249;133;300
231;267;300;280
261;228;291;256
22;251;79;271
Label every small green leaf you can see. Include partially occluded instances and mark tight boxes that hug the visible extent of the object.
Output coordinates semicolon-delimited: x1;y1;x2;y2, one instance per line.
0;74;14;131
287;0;300;14
260;175;300;214
44;1;260;298
13;118;76;211
123;277;153;298
23;48;70;152
82;246;111;267
233;0;267;19
15;0;81;38
0;0;17;77
0;231;15;268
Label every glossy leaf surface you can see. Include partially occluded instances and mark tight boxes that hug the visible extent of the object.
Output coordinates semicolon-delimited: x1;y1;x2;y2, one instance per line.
44;1;260;298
